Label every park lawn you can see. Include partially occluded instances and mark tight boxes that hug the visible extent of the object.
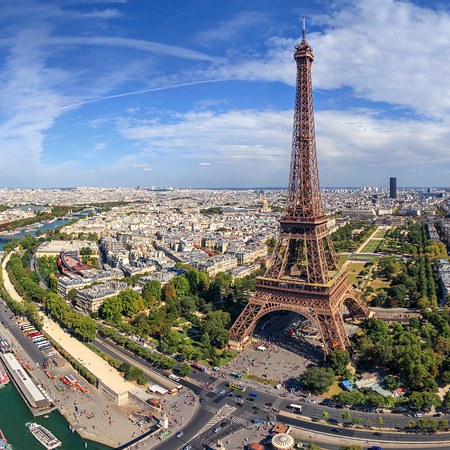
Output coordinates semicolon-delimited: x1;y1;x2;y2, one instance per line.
323;381;344;398
338;255;349;265
375;229;388;239
216;349;238;366
361;239;382;253
369;277;391;290
346;262;366;285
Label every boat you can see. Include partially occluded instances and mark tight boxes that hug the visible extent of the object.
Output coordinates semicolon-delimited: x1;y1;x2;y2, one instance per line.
0;429;7;450
27;422;62;449
0;371;9;385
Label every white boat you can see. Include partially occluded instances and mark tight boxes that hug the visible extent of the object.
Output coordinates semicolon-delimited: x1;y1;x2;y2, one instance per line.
27;422;62;449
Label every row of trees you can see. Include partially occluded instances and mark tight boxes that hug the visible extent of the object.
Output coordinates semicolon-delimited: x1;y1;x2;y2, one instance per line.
6;252;98;341
372;255;438;309
332;222;376;252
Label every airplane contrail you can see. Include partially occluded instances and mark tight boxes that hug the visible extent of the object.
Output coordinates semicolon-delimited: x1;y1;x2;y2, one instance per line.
62;79;233;110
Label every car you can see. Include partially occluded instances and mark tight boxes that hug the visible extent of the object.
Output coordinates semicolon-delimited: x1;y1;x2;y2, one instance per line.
213;426;221;433
252;406;259;410
236;402;244;407
433;413;442;417
307;398;316;403
176;431;184;438
330;428;341;433
227;392;233;397
183;446;192;450
199;398;204;404
247;397;255;402
265;402;273;407
249;392;258;398
370;447;383;450
195;390;201;395
219;390;226;394
220;421;229;427
413;412;422;418
373;432;382;436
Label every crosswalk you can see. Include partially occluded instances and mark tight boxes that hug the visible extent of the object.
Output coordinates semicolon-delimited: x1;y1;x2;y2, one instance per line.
194;405;237;436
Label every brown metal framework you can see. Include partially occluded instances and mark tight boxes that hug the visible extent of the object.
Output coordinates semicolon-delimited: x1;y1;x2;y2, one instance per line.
229;22;369;355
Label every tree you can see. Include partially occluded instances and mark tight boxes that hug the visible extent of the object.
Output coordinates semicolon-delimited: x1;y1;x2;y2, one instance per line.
327;349;350;376
178;363;193;377
377;416;383;426
342;411;351;422
298;367;335;395
100;296;123;322
142;280;162;303
67;288;78;305
172;275;190;297
162;283;176;300
322;411;330;420
118;288;141;317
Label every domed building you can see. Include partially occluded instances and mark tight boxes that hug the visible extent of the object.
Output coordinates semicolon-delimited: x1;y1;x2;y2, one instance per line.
271;433;295;450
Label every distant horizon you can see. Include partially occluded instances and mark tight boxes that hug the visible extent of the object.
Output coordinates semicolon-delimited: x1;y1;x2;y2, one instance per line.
0;185;449;191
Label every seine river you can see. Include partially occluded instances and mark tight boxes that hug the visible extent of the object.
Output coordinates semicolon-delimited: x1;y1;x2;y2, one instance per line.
0;218;71;251
0;382;111;449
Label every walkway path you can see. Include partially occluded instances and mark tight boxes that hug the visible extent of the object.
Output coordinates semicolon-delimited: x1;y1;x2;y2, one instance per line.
1;250;24;303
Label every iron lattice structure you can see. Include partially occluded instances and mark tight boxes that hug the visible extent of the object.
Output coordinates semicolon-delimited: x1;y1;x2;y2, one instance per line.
229;22;369;355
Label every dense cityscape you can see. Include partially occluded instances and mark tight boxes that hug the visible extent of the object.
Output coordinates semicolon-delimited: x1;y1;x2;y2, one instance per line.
1;1;450;450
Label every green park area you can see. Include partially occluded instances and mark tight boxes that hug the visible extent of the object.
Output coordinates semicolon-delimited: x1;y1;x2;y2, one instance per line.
374;228;389;239
346;262;366;285
361;239;382;253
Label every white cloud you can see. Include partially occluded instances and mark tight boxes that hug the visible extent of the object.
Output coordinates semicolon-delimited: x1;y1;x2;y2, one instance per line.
47;36;219;62
115;106;450;187
195;11;269;46
209;0;450;118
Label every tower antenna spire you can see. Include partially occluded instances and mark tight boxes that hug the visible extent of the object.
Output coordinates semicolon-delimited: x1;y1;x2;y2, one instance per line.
302;16;306;40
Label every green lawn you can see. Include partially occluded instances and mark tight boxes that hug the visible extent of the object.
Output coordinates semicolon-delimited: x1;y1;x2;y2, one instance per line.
375;229;388;239
323;381;344;398
369;277;391;290
346;262;366;284
361;239;382;253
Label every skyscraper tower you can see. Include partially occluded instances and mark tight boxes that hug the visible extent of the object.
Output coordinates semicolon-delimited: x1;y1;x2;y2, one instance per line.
389;177;397;199
229;20;369;355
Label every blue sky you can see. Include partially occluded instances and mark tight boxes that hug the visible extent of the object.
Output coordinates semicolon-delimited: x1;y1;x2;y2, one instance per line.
1;0;450;188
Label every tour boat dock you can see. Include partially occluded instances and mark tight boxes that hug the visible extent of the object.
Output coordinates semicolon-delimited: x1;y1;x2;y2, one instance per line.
0;353;53;415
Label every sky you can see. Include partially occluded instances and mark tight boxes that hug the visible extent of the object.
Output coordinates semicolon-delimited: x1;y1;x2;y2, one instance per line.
1;0;450;189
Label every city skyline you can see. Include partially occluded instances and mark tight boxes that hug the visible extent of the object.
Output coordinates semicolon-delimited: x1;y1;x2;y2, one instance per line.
1;0;450;188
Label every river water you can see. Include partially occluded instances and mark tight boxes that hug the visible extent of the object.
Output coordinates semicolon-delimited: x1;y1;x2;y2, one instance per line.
0;382;111;449
0;218;71;251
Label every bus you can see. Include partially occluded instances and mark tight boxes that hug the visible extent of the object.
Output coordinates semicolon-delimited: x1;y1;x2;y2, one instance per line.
227;383;246;392
37;341;50;349
40;344;53;351
192;362;209;373
288;404;303;413
31;333;43;340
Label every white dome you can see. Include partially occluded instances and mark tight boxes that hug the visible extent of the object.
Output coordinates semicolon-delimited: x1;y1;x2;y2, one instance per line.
271;433;295;449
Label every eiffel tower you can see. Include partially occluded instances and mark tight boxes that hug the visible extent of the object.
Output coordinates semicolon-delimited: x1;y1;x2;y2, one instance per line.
229;19;369;355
